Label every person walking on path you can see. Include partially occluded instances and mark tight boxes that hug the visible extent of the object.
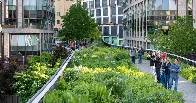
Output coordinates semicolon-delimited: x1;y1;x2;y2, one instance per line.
138;47;143;64
161;58;171;88
130;47;136;64
154;53;162;83
168;58;181;91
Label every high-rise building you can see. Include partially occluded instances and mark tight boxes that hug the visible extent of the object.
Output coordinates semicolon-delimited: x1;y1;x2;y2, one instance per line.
82;0;124;46
123;0;194;49
54;0;76;30
0;0;55;60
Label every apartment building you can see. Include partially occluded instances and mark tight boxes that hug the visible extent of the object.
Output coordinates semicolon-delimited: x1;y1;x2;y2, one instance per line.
82;0;125;46
0;0;55;60
54;0;76;30
123;0;195;49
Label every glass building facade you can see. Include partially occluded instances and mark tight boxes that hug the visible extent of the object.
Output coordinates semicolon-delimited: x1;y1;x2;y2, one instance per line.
83;0;124;45
1;0;55;61
3;0;55;29
123;0;193;49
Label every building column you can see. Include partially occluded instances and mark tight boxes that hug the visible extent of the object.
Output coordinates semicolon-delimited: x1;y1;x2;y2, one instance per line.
177;0;187;16
1;0;4;24
193;0;196;28
18;0;23;28
4;33;10;57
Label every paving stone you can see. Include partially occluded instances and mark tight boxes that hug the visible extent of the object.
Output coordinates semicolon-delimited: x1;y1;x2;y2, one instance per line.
134;59;196;103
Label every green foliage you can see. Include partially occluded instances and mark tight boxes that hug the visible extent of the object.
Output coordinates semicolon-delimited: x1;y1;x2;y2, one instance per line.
180;63;196;84
13;50;66;102
44;46;184;103
155;16;196;55
27;52;52;66
60;3;98;41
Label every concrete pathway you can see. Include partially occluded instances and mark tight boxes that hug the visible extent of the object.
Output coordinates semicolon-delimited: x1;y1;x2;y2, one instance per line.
134;59;196;103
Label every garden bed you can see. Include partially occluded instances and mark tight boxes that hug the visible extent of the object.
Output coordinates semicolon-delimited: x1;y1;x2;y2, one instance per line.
0;46;71;103
43;46;184;103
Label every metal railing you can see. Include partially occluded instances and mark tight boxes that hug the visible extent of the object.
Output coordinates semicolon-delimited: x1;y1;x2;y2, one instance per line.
27;49;74;103
102;40;196;67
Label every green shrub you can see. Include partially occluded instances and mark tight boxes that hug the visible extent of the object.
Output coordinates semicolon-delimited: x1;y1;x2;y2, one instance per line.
43;46;184;103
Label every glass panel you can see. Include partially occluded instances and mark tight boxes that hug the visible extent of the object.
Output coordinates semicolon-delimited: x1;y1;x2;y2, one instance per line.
118;16;123;24
30;0;36;10
96;18;101;24
119;26;123;38
111;0;115;6
155;0;162;10
111;26;117;36
112;16;116;23
162;0;169;10
90;1;94;8
103;26;109;36
102;0;107;7
96;9;101;16
103;8;108;16
112;7;116;15
18;35;25;46
103;17;109;24
169;0;177;10
24;0;30;10
95;0;100;8
117;0;123;5
118;7;123;15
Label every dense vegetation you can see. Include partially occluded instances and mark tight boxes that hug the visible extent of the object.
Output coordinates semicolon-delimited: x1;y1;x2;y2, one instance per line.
12;46;70;103
44;46;184;103
148;16;196;60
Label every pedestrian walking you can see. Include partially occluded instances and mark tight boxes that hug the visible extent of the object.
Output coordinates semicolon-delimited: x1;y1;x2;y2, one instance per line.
154;53;162;83
168;58;181;91
161;58;171;88
138;47;143;64
161;52;167;62
130;47;136;64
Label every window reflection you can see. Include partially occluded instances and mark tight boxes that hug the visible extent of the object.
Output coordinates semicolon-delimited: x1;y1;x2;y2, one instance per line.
169;0;177;10
111;26;117;36
155;0;162;10
162;0;169;10
103;26;109;36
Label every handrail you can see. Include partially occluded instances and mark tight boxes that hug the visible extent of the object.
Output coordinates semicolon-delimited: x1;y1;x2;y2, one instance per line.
27;50;75;103
102;39;196;66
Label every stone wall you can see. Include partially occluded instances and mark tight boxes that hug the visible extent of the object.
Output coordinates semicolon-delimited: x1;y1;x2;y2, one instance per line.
178;0;187;16
18;0;23;28
193;0;196;28
4;33;9;57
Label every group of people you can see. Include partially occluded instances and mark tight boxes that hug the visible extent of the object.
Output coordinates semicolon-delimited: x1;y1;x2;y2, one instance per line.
130;47;145;64
148;51;181;90
71;39;93;51
129;47;181;91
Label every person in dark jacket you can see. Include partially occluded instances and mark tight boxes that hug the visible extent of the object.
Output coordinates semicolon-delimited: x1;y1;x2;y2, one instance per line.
138;47;143;64
154;53;162;83
150;51;156;75
161;58;171;88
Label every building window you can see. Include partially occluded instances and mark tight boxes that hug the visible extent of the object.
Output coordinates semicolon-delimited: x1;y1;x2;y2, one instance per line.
57;20;60;24
57;12;61;16
96;9;101;16
103;8;108;16
5;0;17;25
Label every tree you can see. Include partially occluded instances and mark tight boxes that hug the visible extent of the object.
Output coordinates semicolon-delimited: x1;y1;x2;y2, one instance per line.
60;3;98;41
155;16;196;55
88;27;102;40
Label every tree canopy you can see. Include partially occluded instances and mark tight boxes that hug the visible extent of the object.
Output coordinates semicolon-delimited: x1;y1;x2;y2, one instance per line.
60;3;99;41
153;16;196;55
